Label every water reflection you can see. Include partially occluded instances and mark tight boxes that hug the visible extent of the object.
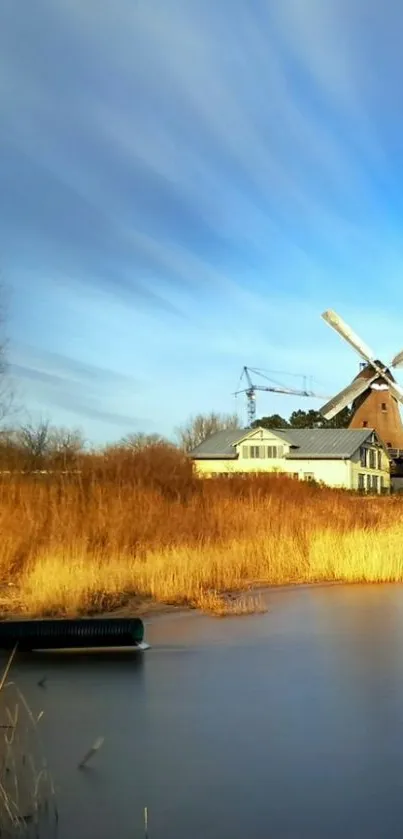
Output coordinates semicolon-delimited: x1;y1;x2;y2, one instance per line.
4;585;403;838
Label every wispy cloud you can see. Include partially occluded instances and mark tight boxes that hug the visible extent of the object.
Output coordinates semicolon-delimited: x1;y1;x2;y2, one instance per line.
11;344;136;385
1;0;384;286
2;0;403;438
10;346;146;430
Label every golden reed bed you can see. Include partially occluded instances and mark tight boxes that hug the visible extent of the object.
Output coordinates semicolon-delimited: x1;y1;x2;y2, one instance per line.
0;445;402;617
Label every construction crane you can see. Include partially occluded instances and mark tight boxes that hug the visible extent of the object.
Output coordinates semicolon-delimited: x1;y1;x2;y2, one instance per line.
234;366;329;426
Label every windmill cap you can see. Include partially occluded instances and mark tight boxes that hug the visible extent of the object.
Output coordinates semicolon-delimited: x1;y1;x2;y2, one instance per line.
354;361;396;382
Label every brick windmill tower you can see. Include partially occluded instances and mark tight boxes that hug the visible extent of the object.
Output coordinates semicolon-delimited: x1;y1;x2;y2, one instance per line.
319;310;403;475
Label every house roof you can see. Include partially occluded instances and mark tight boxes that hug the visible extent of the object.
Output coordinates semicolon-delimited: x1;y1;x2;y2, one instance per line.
190;426;382;460
190;429;247;459
279;428;377;459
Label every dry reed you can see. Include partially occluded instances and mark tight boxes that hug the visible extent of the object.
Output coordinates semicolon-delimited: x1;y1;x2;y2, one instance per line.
0;445;402;617
0;649;58;837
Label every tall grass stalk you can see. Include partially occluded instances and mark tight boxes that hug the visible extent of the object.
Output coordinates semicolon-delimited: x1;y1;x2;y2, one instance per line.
0;649;58;837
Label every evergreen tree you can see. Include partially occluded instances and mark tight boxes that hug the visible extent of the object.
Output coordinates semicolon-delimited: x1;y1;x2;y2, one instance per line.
253;406;353;430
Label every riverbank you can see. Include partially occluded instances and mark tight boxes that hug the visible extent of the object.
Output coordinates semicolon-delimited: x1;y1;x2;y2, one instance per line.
0;583;267;620
2;522;403;619
1;461;403;618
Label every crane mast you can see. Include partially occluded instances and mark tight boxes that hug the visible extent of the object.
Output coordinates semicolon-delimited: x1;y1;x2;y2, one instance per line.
234;366;328;426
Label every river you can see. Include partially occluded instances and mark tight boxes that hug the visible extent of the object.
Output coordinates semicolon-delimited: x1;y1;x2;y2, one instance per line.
4;583;403;838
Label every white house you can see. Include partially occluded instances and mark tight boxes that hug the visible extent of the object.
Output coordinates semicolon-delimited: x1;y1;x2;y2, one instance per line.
190;426;391;493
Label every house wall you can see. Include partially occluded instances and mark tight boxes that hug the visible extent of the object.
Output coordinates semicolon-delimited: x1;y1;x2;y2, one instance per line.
193;455;349;484
193;431;391;492
284;459;351;487
194;458;286;477
236;428;290;472
194;459;240;476
237;428;290;450
350;444;390;492
194;429;290;477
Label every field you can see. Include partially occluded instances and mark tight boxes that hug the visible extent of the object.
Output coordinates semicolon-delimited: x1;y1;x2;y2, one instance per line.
0;444;402;617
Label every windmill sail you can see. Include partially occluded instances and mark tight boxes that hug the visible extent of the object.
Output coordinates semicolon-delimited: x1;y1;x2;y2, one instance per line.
390;350;403;369
320;374;377;420
322;310;374;363
383;377;403;404
320;307;403;451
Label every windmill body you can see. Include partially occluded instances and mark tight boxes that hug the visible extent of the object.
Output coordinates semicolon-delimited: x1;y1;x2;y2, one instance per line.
320;311;403;464
348;363;403;451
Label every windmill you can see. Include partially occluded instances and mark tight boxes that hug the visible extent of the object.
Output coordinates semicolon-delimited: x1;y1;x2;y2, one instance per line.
234;366;328;426
320;309;403;454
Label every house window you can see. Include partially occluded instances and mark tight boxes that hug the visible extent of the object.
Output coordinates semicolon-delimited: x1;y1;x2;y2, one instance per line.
372;475;378;492
387;442;392;448
377;450;382;470
242;446;249;458
380;476;385;491
358;473;365;490
303;472;315;481
362;420;368;427
249;446;265;458
267;446;284;458
368;449;376;469
293;473;299;480
366;474;371;491
381;402;387;412
360;447;367;467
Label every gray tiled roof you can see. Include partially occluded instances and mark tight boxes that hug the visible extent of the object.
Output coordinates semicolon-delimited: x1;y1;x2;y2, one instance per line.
190;427;378;460
190;429;247;458
279;428;375;459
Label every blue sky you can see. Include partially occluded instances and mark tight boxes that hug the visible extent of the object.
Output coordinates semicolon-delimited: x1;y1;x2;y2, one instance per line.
2;0;403;444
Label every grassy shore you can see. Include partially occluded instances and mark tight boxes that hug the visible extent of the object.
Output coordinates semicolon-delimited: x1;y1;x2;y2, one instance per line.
0;444;402;617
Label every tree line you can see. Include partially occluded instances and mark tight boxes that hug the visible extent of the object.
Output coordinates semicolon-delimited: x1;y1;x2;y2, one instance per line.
0;405;353;471
251;406;353;431
0;412;241;468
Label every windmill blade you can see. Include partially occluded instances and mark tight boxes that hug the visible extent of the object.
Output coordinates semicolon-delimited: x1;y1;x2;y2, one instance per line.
319;373;377;420
382;374;403;404
322;310;375;363
390;349;403;369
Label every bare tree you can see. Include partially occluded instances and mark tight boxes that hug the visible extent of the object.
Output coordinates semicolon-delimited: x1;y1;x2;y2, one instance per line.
12;422;85;471
47;426;85;468
118;432;168;450
102;432;169;459
0;427;23;471
176;411;240;452
0;377;16;426
16;420;51;469
0;283;19;426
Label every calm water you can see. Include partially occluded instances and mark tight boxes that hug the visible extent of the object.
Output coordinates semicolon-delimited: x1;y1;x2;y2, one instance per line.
5;584;403;838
